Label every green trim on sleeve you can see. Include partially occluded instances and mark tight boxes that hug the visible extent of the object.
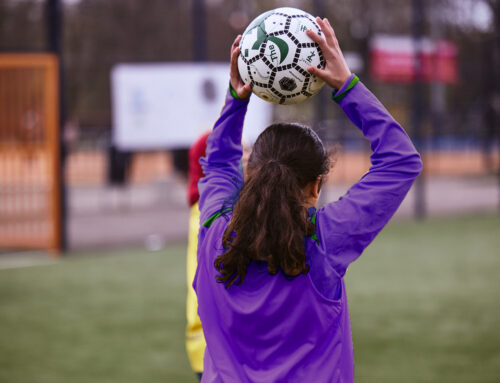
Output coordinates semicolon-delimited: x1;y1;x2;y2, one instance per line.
202;208;232;228
331;75;359;103
310;233;319;245
229;81;251;101
308;213;319;244
229;82;241;100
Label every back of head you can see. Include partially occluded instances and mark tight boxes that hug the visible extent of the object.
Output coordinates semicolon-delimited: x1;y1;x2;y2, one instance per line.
215;123;331;287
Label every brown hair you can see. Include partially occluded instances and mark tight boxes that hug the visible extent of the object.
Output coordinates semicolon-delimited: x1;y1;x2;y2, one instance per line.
214;123;331;287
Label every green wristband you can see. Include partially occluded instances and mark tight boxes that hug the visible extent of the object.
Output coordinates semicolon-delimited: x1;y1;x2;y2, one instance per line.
331;75;359;103
229;82;240;100
229;81;250;101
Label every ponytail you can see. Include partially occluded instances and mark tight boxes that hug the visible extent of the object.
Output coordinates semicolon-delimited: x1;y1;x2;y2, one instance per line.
214;123;330;288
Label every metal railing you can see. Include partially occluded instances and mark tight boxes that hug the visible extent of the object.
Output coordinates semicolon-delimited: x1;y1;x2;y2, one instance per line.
0;54;61;254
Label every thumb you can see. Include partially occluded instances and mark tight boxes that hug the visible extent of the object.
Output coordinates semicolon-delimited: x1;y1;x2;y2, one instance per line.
307;66;328;79
238;83;252;99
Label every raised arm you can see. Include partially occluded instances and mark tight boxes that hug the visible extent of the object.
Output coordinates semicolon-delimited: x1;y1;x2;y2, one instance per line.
307;18;423;277
198;35;252;225
319;79;422;276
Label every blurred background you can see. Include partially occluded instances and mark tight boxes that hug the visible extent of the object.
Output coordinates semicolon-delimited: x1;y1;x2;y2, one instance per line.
0;0;499;382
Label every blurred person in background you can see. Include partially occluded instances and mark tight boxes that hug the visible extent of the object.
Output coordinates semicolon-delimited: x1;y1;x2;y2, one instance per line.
186;131;210;380
186;131;251;381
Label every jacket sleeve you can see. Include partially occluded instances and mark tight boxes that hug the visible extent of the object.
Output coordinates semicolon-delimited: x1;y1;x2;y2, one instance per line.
198;89;249;226
316;79;423;277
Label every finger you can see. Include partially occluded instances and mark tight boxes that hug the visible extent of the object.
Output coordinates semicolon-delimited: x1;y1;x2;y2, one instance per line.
231;45;240;58
324;18;335;36
233;35;242;47
230;46;240;76
323;18;339;45
231;35;242;57
231;37;241;55
236;83;252;99
231;46;240;64
306;29;326;50
306;65;328;79
316;17;335;45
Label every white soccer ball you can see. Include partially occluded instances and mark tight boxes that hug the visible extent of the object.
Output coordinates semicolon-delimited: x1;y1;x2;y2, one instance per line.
237;7;326;105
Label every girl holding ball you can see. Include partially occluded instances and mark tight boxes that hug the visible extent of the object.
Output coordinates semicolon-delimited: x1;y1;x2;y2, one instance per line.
194;17;422;382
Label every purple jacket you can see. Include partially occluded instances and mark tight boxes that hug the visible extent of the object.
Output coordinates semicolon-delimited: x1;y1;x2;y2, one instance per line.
194;77;423;383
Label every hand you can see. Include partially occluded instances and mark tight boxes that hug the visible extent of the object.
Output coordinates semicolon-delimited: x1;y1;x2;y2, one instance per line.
230;35;252;99
306;17;351;90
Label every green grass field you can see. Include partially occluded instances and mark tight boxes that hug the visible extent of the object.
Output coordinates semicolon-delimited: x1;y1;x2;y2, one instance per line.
1;214;499;382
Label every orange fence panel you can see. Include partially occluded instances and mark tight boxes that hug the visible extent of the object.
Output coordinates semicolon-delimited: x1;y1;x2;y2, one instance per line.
0;54;61;254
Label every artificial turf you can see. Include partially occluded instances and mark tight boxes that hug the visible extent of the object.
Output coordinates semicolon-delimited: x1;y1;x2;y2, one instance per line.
0;214;499;382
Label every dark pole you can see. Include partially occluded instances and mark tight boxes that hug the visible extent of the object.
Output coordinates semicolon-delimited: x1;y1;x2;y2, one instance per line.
313;0;328;208
171;0;207;175
495;2;500;212
192;0;207;62
430;4;445;151
46;0;67;251
313;0;326;131
412;0;426;219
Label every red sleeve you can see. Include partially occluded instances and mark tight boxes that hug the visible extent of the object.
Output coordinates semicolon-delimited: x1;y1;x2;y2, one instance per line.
187;132;210;206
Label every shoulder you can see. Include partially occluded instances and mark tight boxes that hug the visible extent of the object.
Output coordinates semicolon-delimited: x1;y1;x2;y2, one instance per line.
199;211;233;257
311;203;351;248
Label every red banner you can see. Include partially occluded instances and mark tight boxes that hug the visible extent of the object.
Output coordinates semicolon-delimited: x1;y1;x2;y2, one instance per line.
370;35;457;84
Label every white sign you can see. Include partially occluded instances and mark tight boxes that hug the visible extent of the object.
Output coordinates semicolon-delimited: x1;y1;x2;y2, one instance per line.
111;63;273;150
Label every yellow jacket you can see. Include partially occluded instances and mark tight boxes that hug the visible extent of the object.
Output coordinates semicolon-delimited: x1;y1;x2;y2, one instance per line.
186;202;206;373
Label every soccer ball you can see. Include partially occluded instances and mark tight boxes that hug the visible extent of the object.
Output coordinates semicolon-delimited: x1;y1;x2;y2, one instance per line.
237;7;326;105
